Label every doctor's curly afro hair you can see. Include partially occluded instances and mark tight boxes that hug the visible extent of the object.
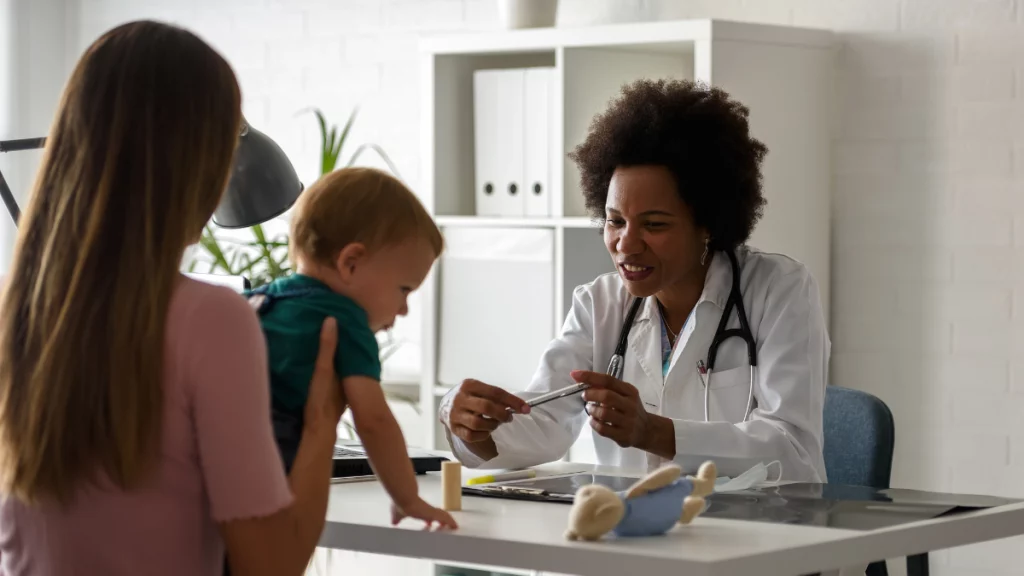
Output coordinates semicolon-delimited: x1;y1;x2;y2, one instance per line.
568;78;768;251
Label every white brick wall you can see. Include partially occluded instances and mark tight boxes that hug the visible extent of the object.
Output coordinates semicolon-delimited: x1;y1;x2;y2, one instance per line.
44;0;1024;574
0;0;71;270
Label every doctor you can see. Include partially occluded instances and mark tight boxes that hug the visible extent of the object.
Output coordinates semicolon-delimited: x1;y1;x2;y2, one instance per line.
439;78;830;482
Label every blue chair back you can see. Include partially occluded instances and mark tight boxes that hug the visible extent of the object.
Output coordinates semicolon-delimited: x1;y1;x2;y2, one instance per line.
822;385;895;489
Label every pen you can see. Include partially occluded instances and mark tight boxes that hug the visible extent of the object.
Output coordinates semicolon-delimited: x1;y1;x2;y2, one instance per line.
696;359;709;388
522;382;589;408
466;469;537;486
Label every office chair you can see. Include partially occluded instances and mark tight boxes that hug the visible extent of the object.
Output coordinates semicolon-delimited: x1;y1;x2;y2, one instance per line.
822;385;927;576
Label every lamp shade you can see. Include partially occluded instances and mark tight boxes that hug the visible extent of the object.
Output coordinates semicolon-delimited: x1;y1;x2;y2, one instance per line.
213;121;304;228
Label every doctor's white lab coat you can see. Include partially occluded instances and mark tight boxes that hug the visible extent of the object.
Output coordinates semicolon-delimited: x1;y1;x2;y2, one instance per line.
440;246;830;482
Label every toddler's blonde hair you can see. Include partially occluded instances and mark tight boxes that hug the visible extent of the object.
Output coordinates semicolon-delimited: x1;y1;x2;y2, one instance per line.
290;167;443;267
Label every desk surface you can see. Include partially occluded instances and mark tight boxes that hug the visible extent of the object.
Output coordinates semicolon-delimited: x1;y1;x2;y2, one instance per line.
320;461;1024;576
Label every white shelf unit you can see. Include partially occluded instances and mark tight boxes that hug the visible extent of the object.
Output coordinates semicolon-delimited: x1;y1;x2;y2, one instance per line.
417;19;834;453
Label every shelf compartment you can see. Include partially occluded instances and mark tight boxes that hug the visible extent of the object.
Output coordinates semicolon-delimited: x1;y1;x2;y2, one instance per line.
429;51;556;219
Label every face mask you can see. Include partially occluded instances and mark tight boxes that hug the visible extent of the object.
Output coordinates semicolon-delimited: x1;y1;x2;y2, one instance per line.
713;460;783;493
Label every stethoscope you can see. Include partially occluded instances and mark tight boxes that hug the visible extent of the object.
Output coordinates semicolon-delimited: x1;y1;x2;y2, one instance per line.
608;248;758;423
521;249;758;424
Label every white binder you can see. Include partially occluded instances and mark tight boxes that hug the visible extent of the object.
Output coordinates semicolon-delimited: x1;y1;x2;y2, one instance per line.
437;227;554;392
473;69;525;217
523;67;553;217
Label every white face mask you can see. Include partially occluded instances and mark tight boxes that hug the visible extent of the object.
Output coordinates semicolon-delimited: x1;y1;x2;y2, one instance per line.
713;460;783;493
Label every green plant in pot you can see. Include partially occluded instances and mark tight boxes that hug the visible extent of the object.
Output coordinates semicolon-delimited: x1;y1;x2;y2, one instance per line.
189;108;418;434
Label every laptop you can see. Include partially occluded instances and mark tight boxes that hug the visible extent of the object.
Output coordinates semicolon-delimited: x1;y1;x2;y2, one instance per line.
332;443;447;478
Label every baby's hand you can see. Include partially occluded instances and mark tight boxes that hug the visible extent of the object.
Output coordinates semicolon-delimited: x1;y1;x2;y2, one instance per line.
391;498;459;530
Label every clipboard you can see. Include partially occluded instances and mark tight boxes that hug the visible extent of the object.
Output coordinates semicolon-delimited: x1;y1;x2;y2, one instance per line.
461;473;641;504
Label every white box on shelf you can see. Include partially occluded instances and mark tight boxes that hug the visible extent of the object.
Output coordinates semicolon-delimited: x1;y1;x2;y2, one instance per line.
474;66;555;218
437;227;554;393
473;69;525;217
524;67;554;217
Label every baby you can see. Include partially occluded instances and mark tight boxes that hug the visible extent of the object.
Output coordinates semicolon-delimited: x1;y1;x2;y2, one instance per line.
249;167;456;529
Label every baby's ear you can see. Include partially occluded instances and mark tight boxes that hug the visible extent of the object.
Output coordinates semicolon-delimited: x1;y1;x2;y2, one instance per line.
336;242;367;279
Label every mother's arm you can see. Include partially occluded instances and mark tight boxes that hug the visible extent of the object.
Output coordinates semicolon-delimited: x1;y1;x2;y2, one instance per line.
440;284;597;470
185;288;345;576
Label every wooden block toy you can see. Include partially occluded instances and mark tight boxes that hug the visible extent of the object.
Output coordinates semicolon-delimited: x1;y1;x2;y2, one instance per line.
442;461;462;511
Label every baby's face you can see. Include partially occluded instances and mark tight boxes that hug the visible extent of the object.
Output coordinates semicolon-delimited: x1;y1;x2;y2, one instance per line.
347;239;436;332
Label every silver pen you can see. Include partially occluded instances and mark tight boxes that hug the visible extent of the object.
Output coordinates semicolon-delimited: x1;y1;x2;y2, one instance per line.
515;352;626;410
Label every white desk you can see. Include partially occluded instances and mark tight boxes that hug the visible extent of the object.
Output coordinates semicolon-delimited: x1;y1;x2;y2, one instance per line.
319;462;1024;576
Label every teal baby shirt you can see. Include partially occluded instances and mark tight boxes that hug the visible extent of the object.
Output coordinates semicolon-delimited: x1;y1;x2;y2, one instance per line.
251;274;381;416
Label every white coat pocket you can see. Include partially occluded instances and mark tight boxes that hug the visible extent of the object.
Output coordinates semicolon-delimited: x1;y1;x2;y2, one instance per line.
704;365;751;422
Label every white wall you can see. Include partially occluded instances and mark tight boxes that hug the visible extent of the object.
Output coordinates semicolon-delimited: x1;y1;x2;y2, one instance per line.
0;0;72;271
44;0;1024;574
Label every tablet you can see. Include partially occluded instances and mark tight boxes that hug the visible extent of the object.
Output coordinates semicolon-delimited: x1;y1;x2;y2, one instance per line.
462;473;640;503
464;475;1023;531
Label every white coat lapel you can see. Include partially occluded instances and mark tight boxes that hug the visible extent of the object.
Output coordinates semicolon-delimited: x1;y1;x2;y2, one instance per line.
626;297;663;404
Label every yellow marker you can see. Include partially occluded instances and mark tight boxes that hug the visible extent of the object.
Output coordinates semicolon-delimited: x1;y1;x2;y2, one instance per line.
466;469;537;486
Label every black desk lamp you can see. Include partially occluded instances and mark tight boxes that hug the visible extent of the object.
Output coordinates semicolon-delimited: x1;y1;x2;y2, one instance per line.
0;119;304;228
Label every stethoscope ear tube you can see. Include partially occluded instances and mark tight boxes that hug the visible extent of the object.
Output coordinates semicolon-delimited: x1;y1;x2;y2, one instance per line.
614;297;645;359
706;249;757;370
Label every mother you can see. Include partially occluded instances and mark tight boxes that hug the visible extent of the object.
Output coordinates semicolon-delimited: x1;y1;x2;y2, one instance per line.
0;21;342;576
441;79;830;482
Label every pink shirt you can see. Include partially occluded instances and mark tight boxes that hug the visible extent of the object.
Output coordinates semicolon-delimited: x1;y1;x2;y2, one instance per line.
0;277;294;575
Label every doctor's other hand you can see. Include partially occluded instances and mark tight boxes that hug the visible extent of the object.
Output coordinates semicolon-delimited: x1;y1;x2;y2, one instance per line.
447;379;530;446
572;370;675;460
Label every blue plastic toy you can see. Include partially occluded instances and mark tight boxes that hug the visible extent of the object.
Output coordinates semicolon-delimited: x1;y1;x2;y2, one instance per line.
564;461;717;541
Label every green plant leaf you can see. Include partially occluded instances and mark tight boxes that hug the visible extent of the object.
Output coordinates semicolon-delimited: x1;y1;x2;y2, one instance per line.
347;142;404;181
311;108;332;175
334;107;358;171
251;223;268;244
198;226;233;273
325;125;341;173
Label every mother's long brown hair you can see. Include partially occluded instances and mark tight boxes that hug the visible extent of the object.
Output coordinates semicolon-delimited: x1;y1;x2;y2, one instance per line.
0;21;241;504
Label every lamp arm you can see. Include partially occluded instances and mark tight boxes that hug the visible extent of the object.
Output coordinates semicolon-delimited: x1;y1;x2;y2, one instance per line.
0;137;47;226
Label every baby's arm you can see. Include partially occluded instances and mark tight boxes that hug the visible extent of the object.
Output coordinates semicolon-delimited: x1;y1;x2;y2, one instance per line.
342;376;457;528
342;376;417;502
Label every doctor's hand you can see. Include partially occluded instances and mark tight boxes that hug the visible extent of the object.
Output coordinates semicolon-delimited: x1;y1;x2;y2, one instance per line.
447;379;531;445
572;370;676;460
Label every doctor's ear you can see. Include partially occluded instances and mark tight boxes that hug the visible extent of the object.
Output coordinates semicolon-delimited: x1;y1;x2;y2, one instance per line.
335;243;367;281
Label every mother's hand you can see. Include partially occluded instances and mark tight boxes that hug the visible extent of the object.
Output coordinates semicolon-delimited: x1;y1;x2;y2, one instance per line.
572;370;675;459
303;317;347;439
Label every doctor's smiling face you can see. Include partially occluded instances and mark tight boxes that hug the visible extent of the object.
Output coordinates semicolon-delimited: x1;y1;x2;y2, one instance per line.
571;79;768;320
605;165;709;299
